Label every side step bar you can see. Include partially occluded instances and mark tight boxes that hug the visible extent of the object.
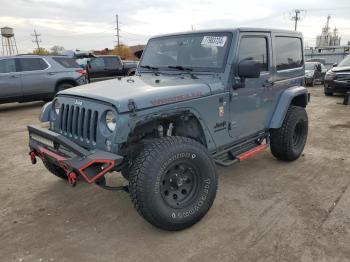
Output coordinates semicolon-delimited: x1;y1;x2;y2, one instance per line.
213;133;269;167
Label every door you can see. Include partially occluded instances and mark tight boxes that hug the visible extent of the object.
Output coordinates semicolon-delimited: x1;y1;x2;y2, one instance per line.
87;57;106;78
17;58;55;97
104;56;123;76
229;33;274;140
0;58;22;100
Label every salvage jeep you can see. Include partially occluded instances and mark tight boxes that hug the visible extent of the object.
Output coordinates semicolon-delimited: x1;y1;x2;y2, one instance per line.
28;28;309;231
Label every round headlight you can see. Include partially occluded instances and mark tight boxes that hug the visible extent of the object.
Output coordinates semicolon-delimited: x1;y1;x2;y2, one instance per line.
105;110;117;132
53;99;60;115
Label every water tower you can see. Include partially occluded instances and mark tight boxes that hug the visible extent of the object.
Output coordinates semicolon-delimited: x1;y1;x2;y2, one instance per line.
1;27;19;56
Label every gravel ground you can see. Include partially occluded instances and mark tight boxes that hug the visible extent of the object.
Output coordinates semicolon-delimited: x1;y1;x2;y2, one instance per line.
0;86;349;262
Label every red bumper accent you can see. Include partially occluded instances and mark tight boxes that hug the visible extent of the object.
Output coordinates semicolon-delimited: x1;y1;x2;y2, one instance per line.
78;159;115;184
237;144;268;161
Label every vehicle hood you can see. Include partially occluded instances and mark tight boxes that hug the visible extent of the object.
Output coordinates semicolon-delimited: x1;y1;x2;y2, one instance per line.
59;74;223;112
305;70;314;75
332;66;350;73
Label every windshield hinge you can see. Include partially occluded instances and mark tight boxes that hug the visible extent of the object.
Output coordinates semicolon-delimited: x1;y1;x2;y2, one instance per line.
128;99;137;114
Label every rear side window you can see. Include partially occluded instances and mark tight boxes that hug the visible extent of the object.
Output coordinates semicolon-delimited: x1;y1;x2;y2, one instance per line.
275;37;303;71
89;58;105;69
18;58;48;71
104;57;122;69
0;59;16;73
238;37;268;71
53;57;80;68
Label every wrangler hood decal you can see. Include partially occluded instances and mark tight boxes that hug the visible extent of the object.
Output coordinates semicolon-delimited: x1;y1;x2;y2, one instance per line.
59;75;214;112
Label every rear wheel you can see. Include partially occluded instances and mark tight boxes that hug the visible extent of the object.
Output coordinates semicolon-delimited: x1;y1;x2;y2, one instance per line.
56;83;74;94
129;136;217;231
43;160;67;180
270;106;308;161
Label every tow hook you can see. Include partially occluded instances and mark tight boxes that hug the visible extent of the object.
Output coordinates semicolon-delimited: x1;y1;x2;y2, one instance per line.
29;151;37;165
67;172;78;187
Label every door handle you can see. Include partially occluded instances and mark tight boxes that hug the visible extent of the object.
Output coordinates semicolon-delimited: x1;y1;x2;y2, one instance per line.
11;75;19;78
263;80;274;88
48;72;55;75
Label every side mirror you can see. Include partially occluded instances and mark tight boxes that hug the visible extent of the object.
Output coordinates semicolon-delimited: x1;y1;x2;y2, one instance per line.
238;60;261;79
332;63;338;67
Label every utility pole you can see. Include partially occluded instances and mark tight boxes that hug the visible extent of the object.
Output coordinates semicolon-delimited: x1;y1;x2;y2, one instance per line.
291;9;305;31
31;29;41;50
115;14;120;49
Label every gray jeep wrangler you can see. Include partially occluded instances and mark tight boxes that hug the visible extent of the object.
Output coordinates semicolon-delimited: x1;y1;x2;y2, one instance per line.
28;28;309;231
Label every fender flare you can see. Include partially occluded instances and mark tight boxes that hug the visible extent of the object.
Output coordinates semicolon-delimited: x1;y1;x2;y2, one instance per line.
269;86;309;129
117;107;216;151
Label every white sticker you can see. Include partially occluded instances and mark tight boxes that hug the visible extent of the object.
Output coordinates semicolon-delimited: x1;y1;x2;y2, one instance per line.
201;36;227;47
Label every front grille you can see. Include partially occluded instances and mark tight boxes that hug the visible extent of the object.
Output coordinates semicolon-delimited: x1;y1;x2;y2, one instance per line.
59;103;98;144
336;73;350;81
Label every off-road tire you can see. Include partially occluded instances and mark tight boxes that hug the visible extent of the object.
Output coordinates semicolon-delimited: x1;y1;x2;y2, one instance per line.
128;136;217;231
120;169;130;181
43;160;68;180
270;106;308;161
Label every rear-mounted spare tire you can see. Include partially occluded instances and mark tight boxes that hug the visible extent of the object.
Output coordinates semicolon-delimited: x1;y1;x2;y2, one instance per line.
128;136;217;231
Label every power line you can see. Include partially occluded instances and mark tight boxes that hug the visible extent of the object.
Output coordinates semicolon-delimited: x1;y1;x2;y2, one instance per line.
290;9;306;31
31;29;41;50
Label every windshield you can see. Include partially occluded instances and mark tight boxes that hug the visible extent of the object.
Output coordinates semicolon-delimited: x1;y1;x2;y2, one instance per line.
139;32;232;72
305;62;316;70
338;55;350;67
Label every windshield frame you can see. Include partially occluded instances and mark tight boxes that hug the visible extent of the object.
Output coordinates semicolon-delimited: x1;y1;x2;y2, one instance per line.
139;32;233;73
338;55;350;67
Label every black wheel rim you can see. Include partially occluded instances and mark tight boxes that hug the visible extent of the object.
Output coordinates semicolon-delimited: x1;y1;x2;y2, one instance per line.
293;121;304;147
160;162;199;209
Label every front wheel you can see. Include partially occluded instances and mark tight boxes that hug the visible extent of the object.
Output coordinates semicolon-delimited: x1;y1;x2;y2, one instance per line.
270;106;308;161
129;136;217;231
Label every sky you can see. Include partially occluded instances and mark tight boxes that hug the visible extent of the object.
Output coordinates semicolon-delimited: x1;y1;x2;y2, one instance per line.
1;0;350;53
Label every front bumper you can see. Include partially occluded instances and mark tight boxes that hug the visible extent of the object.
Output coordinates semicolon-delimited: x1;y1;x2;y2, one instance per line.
324;79;350;93
28;125;123;184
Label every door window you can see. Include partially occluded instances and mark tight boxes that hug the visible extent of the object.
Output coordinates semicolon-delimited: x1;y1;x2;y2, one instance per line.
238;37;268;72
104;57;122;69
275;37;303;71
18;58;49;72
89;58;105;69
0;59;16;73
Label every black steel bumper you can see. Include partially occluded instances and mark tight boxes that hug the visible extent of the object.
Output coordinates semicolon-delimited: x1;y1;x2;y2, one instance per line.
28;125;123;184
324;80;350;93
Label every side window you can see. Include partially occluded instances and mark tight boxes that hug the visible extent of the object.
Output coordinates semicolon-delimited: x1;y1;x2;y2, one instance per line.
90;58;105;69
18;58;48;72
104;57;122;69
238;37;268;71
276;37;303;71
0;59;16;73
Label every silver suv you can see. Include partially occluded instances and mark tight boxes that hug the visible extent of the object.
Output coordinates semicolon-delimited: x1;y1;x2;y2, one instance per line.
0;55;87;104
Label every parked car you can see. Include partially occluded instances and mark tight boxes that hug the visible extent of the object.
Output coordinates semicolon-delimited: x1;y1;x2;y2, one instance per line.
324;54;350;96
28;28;309;231
86;55;137;82
304;61;327;86
0;55;87;104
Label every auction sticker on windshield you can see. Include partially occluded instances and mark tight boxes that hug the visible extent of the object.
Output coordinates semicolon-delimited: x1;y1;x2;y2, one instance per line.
201;36;227;47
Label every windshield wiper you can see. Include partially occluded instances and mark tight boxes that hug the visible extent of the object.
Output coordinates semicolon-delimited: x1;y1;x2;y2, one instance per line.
168;65;193;71
140;65;159;70
167;65;198;79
